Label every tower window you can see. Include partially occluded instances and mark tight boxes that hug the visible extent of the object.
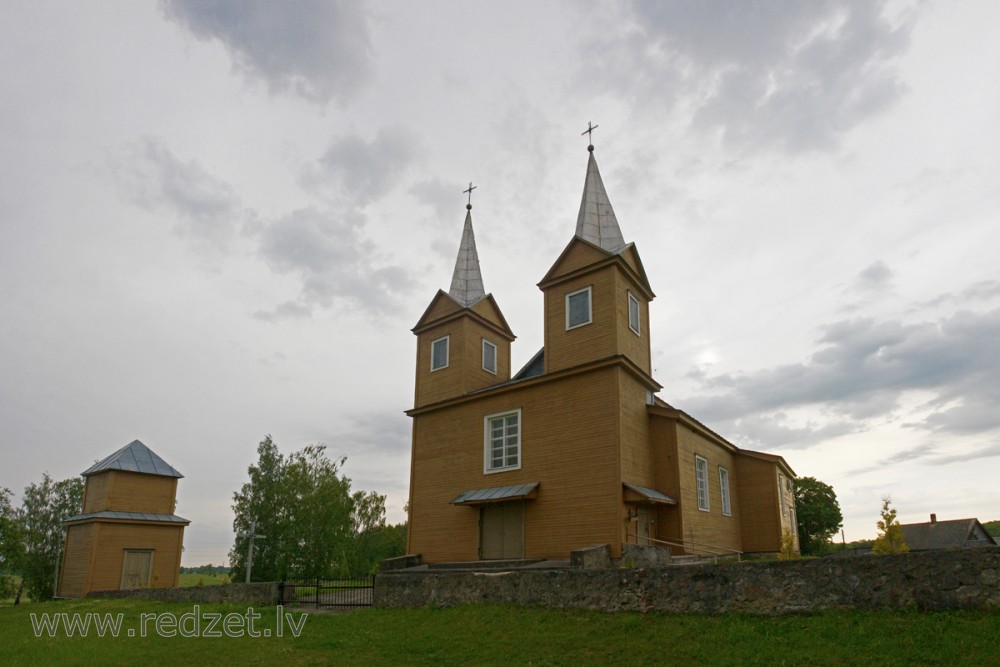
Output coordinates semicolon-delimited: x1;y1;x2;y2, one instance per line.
482;339;497;374
565;286;593;330
430;335;449;371
628;291;641;335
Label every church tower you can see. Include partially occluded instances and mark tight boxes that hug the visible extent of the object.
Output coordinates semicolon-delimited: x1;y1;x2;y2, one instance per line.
537;143;655;377
411;201;515;408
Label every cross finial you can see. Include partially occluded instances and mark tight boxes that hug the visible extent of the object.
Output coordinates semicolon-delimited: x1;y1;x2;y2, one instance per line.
463;181;477;210
581;121;599;152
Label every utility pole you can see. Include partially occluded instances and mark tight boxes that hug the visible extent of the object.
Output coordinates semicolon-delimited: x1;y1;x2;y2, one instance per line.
242;520;266;584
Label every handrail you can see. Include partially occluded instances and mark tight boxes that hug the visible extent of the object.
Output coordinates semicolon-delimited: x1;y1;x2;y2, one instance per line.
631;534;742;563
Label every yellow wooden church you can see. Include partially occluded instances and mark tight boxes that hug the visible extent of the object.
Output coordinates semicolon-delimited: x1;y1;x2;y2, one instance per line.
405;142;799;563
59;440;189;596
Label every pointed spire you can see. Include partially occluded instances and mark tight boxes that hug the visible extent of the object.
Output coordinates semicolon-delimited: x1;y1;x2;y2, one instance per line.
449;207;485;307
575;146;627;254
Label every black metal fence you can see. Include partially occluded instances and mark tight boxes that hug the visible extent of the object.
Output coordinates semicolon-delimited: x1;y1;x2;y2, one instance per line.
278;576;375;609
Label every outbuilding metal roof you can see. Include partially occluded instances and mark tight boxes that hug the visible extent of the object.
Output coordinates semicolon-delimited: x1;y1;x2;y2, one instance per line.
81;439;183;478
450;482;539;506
63;510;190;525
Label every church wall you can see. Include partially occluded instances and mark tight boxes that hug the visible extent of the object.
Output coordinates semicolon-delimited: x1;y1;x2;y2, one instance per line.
104;471;176;515
613;270;652;375
735;456;783;553
414;321;465;407
82;472;110;513
649;415;683;546
675;425;743;554
408;366;622;562
458;318;511;389
543;267;618;374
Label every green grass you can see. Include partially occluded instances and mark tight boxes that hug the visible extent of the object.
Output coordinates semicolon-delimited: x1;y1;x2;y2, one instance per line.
0;598;997;666
178;573;230;587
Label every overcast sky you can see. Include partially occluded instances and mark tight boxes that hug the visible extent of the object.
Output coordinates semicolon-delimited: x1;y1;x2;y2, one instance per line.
2;1;998;565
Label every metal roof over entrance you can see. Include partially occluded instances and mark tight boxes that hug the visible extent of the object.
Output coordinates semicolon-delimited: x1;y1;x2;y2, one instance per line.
450;482;539;506
623;482;677;505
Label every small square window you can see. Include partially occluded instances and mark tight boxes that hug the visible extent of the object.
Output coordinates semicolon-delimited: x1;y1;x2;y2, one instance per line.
482;339;497;374
430;335;449;371
566;286;592;330
628;292;641;335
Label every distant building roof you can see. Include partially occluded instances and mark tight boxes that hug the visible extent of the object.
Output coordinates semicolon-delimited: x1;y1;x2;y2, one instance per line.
899;518;997;551
81;440;183;478
63;510;190;525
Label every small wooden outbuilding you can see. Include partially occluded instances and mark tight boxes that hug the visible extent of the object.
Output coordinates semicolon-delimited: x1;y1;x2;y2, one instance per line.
58;440;189;597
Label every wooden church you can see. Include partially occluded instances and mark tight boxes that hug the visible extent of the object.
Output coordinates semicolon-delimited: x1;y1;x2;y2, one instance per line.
405;140;799;563
58;440;189;596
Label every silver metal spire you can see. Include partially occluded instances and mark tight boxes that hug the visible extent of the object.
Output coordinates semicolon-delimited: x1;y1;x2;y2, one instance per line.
575;146;626;254
448;208;485;307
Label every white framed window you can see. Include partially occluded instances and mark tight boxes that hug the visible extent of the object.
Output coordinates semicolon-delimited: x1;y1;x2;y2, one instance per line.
790;508;797;536
695;455;709;511
430;335;449;371
778;474;787;516
719;466;732;516
628;291;641;335
484;409;521;473
482;339;497;374
565;286;592;330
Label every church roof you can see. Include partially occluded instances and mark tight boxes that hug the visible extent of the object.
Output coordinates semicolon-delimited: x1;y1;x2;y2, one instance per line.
81;439;184;478
448;208;486;307
575;147;627;254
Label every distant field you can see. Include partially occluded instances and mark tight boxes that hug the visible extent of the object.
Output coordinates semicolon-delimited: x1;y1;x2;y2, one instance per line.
1;598;998;666
178;573;230;587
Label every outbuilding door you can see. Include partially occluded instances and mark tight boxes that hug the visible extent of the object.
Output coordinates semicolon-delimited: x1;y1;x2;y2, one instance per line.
636;507;653;545
120;550;153;589
480;502;524;559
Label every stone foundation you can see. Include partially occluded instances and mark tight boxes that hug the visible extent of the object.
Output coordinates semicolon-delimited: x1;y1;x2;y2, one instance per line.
88;582;279;606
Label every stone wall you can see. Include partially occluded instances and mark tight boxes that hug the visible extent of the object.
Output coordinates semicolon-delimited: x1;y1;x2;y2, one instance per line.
375;548;1000;614
88;582;279;606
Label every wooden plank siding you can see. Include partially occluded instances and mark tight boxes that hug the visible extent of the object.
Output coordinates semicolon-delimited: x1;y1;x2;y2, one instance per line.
734;455;783;553
408;366;623;562
103;471;177;515
82;472;110;513
86;522;185;592
613;270;652;375
543;266;618;374
59;523;96;597
415;316;513;408
673;424;743;554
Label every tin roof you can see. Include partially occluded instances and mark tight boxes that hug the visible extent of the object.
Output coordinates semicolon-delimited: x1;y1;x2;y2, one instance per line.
575;148;627;254
450;482;539;506
63;510;190;525
623;482;677;505
448;209;486;307
81;440;183;478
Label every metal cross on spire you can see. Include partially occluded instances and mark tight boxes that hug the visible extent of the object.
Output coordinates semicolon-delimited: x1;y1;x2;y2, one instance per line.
463;181;477;210
581;121;599;151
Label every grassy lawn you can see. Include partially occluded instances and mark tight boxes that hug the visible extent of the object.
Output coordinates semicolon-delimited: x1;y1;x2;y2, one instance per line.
178;573;230;587
0;598;997;666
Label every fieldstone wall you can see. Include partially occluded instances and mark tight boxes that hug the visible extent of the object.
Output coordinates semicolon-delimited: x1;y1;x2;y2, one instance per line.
88;582;279;606
375;548;1000;614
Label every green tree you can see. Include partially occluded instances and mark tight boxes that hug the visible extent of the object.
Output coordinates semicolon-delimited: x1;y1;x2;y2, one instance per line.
872;496;909;555
983;520;999;538
0;488;20;599
16;474;84;600
229;436;399;581
793;477;844;555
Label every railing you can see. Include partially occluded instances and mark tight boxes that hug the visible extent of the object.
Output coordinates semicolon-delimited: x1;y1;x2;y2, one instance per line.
278;576;375;609
632;534;742;563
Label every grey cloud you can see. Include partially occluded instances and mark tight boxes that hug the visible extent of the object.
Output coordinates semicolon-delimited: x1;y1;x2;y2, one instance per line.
303;127;420;206
915;280;1000;310
856;260;893;290
681;305;1000;441
410;178;462;226
257;207;413;316
724;413;860;450
161;0;374;105
116;137;244;249
586;0;915;153
931;440;1000;465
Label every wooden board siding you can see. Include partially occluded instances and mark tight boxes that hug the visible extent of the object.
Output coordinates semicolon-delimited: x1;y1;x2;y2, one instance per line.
408;366;622;562
59;523;96;597
82;472;110;513
734;455;782;553
105;471;177;515
542;238;610;282
87;522;185;592
649;415;682;545
674;424;742;554
414;291;463;329
414;321;465;407
543;267;618;374
614;271;652;375
458;318;511;388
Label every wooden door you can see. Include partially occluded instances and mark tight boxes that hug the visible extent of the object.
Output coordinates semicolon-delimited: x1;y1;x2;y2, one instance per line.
636;507;652;545
480;503;524;559
120;550;153;589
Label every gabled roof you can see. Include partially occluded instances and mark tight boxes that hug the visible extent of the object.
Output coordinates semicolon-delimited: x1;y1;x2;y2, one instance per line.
412;290;515;340
899;518;997;551
576;147;626;253
82;440;183;478
512;347;545;381
538;236;654;298
448;208;485;307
